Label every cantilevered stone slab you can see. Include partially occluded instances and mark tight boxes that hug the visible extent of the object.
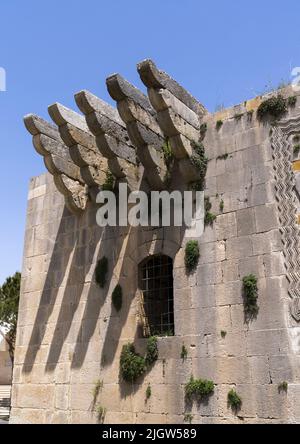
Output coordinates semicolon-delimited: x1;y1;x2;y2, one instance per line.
106;73;154;115
24;114;88;213
106;74;168;190
75;90;137;164
75;90;140;188
48;103;108;188
137;59;207;117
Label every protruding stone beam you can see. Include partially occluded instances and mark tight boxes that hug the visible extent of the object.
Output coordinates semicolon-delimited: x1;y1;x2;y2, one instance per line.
137;59;207;117
137;59;208;183
48;103;108;188
106;74;168;190
24;114;88;213
75;90;140;190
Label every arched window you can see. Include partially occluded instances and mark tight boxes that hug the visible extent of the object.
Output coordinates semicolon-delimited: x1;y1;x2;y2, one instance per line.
139;255;174;337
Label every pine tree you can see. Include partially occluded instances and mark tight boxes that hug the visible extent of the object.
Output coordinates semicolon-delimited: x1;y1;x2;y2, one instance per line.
0;271;21;364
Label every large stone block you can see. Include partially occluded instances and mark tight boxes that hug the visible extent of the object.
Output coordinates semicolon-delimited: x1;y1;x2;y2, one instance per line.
254;203;279;233
236;208;256;236
226;236;253;260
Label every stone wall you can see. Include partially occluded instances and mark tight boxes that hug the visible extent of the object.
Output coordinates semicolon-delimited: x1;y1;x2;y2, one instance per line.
0;334;12;385
10;60;300;423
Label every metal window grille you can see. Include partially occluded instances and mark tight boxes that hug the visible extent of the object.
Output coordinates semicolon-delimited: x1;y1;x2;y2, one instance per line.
140;255;174;336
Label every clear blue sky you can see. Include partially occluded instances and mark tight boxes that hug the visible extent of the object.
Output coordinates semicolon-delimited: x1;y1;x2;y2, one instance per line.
0;0;299;285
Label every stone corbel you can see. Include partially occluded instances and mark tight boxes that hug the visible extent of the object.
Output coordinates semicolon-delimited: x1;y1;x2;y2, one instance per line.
24;114;88;213
137;59;208;184
75;90;140;191
106;74;168;190
48;103;108;191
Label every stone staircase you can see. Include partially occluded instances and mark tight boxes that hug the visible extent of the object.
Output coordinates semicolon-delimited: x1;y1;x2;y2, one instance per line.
0;385;11;421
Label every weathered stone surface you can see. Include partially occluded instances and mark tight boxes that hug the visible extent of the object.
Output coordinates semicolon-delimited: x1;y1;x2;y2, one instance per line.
137;59;206;116
75;90;140;187
106;74;167;189
48;102;89;133
48;103;108;188
24;113;61;141
148;88;200;128
107;73;154;115
156;108;199;141
24;115;88;213
14;75;300;424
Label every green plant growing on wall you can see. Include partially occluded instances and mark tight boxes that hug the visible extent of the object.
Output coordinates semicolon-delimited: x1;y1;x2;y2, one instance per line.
227;389;242;412
242;274;259;319
219;199;224;213
204;197;217;226
92;379;103;406
247;110;254;121
162;139;174;185
120;343;146;383
185;375;214;402
183;413;194;424
288;96;297;107
120;337;158;383
145;384;152;400
185;240;200;273
102;169;115;191
145;336;158;365
257;95;287;120
153;328;174;337
216;120;223;130
162;139;173;165
181;344;188;361
293;135;300;143
278;381;288;393
112;284;122;312
293;144;300;156
216;153;228;160
96;404;106;423
234;113;243;121
95;257;108;288
221;330;227;339
200;123;207;139
190;141;208;190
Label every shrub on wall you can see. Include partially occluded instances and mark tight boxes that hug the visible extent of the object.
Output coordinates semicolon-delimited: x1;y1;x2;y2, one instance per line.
112;284;123;312
200;123;207;139
162;139;174;184
257;95;287;120
145;336;158;365
102;170;115;191
278;381;288;393
185;240;200;273
288;96;297;107
190;141;208;190
204;197;216;226
242;274;259;318
216;120;223;130
96;405;106;423
95;257;108;288
185;375;214;401
183;413;194;424
120;343;146;383
120;337;158;383
145;384;152;400
227;389;242;411
181;344;188;361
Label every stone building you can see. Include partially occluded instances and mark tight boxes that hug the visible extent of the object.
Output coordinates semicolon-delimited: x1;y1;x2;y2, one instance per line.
10;60;300;423
0;328;12;385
